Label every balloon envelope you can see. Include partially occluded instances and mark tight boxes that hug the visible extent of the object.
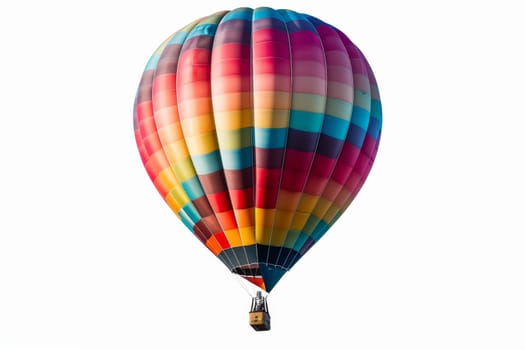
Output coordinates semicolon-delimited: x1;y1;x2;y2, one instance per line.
134;7;382;292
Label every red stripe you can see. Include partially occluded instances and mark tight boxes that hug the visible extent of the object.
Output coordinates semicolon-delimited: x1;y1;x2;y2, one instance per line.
230;188;254;209
280;169;308;191
207;191;233;213
331;162;352;185
152;73;177;93
255;188;279;208
214;232;231;249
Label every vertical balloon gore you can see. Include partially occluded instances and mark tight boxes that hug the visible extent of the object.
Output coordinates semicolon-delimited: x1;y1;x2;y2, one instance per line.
133;7;382;292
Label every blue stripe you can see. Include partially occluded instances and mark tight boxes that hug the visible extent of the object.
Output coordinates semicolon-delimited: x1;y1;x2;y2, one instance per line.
371;99;382;121
292;232;309;251
254;128;288;148
253;7;283;21
183;203;201;224
191;151;222;174
350;106;370;130
311;221;330;241
223;7;253;21
289;111;324;133
367;116;381;140
167;32;187;45
187;23;217;39
144;55;160;71
322;115;350;140
181;177;205;200
178;210;195;233
347;124;367;148
221;147;253;170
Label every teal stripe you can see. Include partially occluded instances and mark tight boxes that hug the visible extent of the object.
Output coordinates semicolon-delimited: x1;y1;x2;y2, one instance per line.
178;210;195;233
144;54;160;71
292;232;309;251
221;147;253;170
167;32;188;45
371;99;382;121
277;9;304;22
181;177;205;200
353;89;372;111
187;23;217;39
325;98;353;121
350;106;370;130
255;128;287;148
254;7;283;21
191;151;222;174
223;7;253;21
311;221;330;241
322;115;350;140
180;203;201;226
289;111;324;132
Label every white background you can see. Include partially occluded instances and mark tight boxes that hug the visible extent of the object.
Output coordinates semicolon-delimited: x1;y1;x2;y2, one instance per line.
1;0;524;349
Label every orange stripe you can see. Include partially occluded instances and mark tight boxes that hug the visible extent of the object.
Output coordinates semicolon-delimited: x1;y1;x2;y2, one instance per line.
205;237;223;256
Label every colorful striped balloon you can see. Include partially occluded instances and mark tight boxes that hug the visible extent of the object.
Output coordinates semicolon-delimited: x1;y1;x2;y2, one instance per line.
133;7;382;292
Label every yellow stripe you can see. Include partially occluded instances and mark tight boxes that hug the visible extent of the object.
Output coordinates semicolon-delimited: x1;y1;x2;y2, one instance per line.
224;229;243;247
164;140;190;163
184;132;218;154
290;211;310;231
297;193;319;213
214;109;253;129
292;93;326;113
180;114;216;136
216;129;252;149
253;109;290;128
312;197;332;218
171;157;196;182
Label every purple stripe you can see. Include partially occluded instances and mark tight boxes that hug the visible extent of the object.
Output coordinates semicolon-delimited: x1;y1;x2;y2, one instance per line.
286;129;319;153
181;35;214;53
316;134;344;158
192;196;214;217
199;171;228;194
224;168;253;190
214;19;252;45
253;17;287;32
136;71;154;104
255;148;285;168
156;44;183;74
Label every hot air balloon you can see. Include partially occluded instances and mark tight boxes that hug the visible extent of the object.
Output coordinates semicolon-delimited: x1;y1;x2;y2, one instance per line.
133;7;382;331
